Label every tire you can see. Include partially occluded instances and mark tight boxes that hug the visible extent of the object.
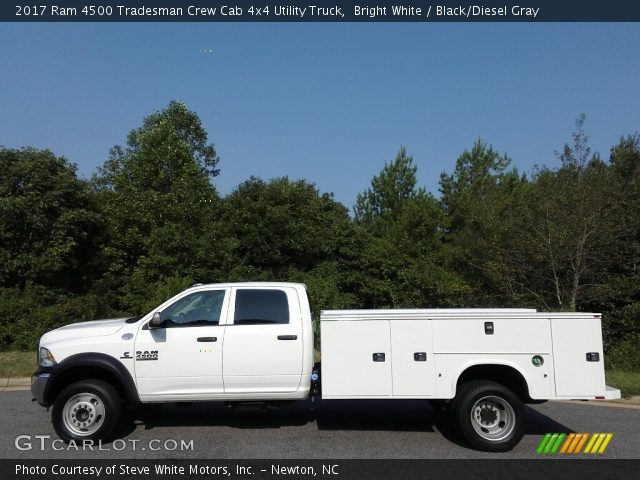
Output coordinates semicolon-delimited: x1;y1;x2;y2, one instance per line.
453;380;525;452
52;379;122;442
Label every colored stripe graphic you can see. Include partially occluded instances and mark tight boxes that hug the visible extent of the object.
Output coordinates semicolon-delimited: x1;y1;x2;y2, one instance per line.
538;433;613;454
544;433;559;453
559;433;575;453
567;433;582;453
598;434;613;453
575;433;589;453
591;434;606;453
550;433;566;453
537;433;552;454
584;433;599;453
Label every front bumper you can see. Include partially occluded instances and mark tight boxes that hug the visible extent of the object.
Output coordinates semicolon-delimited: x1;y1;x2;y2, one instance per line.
31;372;55;407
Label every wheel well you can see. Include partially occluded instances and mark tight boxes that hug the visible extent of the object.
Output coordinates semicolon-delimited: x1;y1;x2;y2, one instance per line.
47;367;124;405
456;364;531;402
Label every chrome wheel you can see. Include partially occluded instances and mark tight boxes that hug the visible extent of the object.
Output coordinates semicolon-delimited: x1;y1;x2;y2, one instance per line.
470;395;515;442
62;393;105;436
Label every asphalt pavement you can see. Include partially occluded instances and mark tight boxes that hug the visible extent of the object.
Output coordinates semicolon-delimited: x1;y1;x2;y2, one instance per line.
1;390;638;459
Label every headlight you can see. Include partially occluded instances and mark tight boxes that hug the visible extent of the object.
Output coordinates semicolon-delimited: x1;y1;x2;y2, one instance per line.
39;347;56;367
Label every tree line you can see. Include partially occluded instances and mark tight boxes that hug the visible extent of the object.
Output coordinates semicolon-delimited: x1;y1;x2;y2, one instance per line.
1;102;638;370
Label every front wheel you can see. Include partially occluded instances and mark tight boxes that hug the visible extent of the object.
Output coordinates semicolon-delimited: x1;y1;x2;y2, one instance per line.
52;379;122;442
453;380;525;452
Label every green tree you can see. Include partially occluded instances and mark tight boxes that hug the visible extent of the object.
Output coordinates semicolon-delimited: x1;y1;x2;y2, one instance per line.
0;148;106;349
93;101;220;312
440;140;529;305
526;115;618;311
0;147;103;291
354;146;425;226
355;196;470;308
599;134;640;362
220;177;356;277
354;148;469;308
0;286;106;350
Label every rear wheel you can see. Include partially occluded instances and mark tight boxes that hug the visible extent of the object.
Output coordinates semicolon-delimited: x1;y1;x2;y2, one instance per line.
453;380;524;452
52;379;122;442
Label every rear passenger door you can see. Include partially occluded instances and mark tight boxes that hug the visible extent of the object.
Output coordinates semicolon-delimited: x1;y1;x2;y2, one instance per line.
222;287;303;393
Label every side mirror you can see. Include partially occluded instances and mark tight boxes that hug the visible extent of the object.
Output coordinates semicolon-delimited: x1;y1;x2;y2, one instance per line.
149;312;162;329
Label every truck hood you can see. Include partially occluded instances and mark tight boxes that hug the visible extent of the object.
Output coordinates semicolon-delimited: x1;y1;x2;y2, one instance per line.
40;318;130;345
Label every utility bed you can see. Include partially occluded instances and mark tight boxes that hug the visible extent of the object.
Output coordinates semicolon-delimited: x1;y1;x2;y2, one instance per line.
320;308;621;401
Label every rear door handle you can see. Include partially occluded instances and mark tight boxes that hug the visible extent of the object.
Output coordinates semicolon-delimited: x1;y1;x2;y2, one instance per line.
197;337;217;342
277;335;298;340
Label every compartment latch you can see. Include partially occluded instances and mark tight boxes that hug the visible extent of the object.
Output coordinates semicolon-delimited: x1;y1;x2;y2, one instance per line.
586;352;600;362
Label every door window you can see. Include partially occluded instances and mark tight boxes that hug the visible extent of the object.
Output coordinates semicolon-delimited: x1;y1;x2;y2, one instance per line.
234;289;289;325
159;290;225;328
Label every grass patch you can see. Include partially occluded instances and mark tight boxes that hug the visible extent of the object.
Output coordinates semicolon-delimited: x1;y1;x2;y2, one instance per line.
0;351;36;378
605;370;640;397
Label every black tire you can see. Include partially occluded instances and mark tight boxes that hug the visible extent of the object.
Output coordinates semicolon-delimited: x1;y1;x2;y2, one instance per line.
52;379;122;443
453;380;525;452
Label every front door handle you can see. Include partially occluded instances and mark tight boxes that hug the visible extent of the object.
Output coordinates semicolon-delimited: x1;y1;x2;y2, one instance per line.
277;335;298;341
197;337;217;342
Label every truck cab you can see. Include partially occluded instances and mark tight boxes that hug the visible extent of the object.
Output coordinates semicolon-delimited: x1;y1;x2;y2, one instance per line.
32;283;313;441
133;283;313;400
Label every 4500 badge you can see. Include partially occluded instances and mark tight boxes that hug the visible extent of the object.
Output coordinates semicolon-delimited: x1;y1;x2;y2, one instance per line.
120;350;158;361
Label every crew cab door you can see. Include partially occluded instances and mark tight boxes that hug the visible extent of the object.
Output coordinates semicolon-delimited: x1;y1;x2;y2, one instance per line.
134;288;229;399
222;287;303;393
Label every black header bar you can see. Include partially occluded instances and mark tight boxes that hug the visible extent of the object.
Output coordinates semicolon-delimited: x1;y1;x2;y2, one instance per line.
4;1;640;22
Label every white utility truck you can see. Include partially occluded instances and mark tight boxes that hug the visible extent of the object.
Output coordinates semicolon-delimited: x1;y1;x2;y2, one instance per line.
32;282;620;451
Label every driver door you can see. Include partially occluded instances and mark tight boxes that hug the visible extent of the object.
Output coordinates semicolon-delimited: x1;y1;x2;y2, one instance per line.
134;288;229;400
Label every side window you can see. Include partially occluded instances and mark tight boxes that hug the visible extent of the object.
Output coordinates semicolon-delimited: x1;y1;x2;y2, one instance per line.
159;290;225;328
234;289;290;325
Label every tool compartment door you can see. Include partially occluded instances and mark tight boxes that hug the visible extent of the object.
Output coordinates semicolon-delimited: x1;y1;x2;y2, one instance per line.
321;320;392;397
551;317;606;397
391;320;435;396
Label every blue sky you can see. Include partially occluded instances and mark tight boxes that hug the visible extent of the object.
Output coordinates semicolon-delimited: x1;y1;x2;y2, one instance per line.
1;23;639;207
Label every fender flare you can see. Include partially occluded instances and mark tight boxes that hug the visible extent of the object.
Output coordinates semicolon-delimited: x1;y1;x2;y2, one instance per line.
43;352;139;405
